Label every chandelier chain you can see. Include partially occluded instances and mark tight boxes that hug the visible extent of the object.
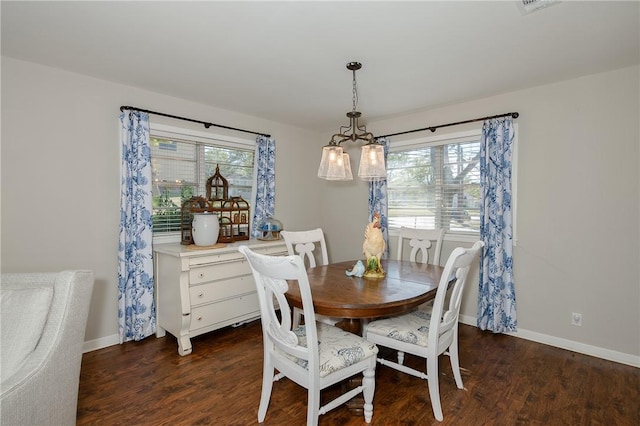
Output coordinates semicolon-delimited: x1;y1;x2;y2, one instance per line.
352;69;358;113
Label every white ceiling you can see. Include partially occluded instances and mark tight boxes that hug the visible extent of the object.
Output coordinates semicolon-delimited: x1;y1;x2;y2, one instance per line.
2;1;639;133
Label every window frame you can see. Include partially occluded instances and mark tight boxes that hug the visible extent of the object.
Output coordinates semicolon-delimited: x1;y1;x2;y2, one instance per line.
149;123;256;245
387;126;518;244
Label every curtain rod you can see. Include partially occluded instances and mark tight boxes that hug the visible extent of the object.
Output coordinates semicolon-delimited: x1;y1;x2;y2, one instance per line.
119;106;271;138
377;112;519;139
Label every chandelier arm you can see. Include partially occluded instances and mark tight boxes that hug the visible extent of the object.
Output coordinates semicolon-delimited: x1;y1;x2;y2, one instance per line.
356;133;375;143
330;134;351;145
339;123;354;135
356;122;368;133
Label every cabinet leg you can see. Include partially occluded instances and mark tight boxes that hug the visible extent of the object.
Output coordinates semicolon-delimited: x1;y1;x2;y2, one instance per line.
177;335;192;356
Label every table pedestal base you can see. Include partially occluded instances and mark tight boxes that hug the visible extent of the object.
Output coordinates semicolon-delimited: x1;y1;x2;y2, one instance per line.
335;318;362;335
343;378;366;415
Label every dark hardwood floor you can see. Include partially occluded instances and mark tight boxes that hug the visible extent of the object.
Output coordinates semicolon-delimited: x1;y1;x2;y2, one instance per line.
77;322;640;425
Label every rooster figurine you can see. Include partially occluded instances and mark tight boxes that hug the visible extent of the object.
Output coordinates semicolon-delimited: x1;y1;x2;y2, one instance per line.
362;212;386;278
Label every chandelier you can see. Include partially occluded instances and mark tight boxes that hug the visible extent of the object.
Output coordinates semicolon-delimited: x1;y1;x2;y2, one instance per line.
317;62;387;181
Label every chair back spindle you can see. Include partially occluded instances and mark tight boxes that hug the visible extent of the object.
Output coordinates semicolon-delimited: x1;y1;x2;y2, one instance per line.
397;227;445;265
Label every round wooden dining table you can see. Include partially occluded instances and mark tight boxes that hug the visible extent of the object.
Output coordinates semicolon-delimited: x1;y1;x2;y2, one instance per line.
285;259;448;335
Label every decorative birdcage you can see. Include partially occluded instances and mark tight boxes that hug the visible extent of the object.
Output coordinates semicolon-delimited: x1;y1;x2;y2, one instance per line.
216;196;250;241
180;196;214;245
215;216;233;243
206;164;228;201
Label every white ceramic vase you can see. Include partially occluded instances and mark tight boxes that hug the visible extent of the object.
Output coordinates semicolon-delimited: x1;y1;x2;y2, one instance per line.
191;213;220;246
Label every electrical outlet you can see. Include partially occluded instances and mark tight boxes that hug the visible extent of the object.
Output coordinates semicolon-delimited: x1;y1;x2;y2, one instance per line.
571;312;582;326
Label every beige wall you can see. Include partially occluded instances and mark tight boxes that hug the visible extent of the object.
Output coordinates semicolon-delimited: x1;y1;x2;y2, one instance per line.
1;57;323;345
2;56;638;364
320;65;640;362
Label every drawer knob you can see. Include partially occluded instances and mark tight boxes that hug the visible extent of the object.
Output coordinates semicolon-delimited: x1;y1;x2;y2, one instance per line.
198;272;204;278
198;292;204;298
197;316;202;321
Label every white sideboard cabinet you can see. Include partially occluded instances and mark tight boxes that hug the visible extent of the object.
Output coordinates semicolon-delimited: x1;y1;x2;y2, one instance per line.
153;240;287;355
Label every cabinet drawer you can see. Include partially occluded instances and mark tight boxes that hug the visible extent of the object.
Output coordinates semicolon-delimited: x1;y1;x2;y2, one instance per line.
190;275;255;306
257;246;289;256
190;293;259;331
190;259;249;284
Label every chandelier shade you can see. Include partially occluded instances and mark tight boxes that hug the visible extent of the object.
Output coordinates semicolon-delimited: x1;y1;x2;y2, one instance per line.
358;143;387;181
317;144;349;180
318;61;387;181
341;152;354;180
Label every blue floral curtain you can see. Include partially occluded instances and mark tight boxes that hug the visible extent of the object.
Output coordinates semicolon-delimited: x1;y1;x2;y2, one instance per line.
251;135;276;238
367;137;390;258
478;117;517;332
118;110;156;343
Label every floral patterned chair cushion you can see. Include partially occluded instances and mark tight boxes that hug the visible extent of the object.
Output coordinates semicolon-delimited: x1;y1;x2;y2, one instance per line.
280;322;378;378
365;307;436;348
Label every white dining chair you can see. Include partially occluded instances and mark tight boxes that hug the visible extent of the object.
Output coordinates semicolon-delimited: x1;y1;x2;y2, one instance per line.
239;246;378;426
280;228;340;328
396;227;445;266
365;241;484;422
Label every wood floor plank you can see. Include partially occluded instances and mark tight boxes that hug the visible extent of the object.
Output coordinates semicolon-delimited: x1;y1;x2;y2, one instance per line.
77;322;640;425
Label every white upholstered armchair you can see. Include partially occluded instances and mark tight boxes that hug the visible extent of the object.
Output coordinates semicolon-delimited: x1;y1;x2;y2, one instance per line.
1;270;94;425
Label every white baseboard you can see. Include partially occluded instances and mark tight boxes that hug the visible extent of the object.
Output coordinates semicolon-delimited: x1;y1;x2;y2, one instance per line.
83;334;120;353
458;314;640;368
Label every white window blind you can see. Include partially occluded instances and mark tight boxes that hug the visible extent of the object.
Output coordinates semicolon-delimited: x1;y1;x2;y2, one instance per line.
387;132;483;235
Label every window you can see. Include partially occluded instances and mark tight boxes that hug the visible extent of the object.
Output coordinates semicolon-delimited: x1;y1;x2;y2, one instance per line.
387;130;484;236
149;124;255;238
